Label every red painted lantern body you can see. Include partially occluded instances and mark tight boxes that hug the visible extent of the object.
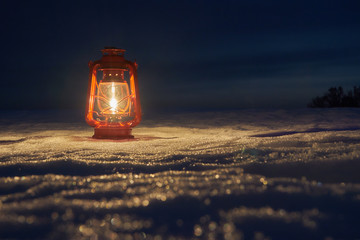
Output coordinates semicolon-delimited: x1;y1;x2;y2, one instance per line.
85;47;141;139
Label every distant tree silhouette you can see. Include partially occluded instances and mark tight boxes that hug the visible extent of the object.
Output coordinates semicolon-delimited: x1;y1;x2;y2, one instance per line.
308;86;360;108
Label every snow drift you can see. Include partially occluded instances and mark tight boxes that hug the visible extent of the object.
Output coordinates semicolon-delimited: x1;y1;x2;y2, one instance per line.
0;109;360;239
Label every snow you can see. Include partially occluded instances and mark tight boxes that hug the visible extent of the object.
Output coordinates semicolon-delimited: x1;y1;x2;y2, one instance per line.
1;109;360;239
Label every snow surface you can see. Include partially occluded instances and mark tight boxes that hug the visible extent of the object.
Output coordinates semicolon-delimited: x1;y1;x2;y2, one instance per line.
1;109;360;239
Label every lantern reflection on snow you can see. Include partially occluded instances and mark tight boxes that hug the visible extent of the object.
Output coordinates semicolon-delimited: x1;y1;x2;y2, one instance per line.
85;47;141;139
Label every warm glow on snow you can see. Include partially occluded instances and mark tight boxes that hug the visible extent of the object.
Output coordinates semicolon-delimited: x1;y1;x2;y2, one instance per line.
1;109;360;238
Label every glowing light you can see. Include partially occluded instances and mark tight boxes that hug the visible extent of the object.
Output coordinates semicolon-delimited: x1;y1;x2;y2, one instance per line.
110;98;117;112
111;83;116;94
110;83;117;112
85;47;142;139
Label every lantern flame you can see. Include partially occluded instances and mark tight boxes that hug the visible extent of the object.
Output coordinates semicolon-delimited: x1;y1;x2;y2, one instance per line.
110;83;117;113
110;98;117;112
96;81;131;115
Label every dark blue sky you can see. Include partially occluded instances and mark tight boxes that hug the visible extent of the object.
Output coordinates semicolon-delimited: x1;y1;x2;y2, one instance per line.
1;0;360;111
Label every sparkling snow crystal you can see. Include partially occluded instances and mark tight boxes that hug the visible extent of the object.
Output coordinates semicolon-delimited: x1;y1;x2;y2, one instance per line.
1;109;360;239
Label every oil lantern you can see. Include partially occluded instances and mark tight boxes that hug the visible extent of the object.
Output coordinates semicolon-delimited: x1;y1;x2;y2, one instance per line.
85;47;141;139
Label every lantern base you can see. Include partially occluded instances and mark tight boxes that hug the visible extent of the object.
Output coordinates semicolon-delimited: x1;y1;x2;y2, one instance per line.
93;128;133;139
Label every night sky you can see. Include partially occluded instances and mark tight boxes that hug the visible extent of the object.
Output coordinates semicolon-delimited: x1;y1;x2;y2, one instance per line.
2;0;360;112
